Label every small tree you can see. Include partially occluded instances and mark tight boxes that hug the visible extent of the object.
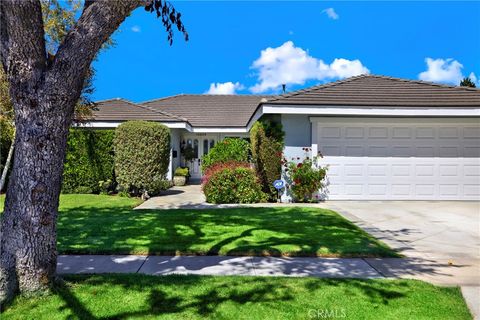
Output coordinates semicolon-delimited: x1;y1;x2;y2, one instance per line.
250;121;283;200
460;77;476;88
114;121;170;197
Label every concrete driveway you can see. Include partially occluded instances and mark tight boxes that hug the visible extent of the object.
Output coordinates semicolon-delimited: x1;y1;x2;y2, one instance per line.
324;201;479;261
324;201;480;317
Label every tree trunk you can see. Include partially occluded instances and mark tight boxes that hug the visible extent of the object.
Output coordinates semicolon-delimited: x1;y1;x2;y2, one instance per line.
0;129;14;192
0;0;142;304
0;96;71;302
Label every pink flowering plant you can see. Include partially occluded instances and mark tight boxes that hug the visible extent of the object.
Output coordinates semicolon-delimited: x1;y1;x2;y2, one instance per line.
281;147;327;202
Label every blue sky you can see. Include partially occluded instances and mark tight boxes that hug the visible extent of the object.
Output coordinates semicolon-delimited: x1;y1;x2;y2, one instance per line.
92;1;480;102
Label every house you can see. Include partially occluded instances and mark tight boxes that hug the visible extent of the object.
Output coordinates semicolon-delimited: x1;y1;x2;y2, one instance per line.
87;75;480;201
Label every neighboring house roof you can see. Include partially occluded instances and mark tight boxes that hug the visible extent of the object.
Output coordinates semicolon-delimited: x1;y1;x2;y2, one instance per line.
92;98;187;122
141;94;273;127
265;74;480;107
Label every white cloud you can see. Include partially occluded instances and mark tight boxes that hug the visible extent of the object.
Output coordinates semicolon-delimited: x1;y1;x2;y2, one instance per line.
322;8;339;20
418;58;464;84
468;72;480;86
249;41;369;93
131;25;141;33
205;82;244;95
468;72;477;84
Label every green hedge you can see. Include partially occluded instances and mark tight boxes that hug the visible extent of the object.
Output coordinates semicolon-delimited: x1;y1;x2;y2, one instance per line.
114;121;170;196
250;121;283;200
62;129;115;194
201;138;250;171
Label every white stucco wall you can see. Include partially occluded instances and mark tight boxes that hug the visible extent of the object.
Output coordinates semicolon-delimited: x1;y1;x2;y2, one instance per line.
168;128;182;180
280;114;312;202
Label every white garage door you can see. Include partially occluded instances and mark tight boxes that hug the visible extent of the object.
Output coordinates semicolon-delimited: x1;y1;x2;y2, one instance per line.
315;118;480;200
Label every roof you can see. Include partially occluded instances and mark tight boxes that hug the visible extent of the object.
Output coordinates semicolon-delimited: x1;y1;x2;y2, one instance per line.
141;94;273;127
92;98;186;122
90;75;480;128
265;74;480;107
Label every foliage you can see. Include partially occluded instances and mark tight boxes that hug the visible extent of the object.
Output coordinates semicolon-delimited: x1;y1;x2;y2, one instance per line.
62;129;115;194
460;77;476;88
201;161;251;186
0;69;14;181
98;179;115;195
114;121;170;196
250;121;283;200
283;148;327;202
144;0;189;45
174;167;189;177
201;138;250;171
203;166;266;204
181;145;195;163
260;118;285;143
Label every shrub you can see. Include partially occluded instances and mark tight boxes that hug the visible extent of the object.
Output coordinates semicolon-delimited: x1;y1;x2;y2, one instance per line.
201;138;250;171
201;161;251;186
283;149;327;202
62;129;115;194
174;167;189;177
250;121;283;200
203;165;266;204
114;121;170;196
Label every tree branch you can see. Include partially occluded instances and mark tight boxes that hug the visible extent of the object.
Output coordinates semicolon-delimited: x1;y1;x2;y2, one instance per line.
0;0;47;95
45;0;142;107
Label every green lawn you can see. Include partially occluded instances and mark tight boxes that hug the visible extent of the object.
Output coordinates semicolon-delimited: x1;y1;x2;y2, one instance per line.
0;194;398;257
1;274;472;320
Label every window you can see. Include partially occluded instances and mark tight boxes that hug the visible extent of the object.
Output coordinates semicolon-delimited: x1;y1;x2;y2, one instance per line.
210;139;215;149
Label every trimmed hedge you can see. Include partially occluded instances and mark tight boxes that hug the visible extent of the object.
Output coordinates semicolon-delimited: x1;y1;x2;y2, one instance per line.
62;129;115;194
250;121;283;200
114;121;170;196
201;138;250;171
202;164;266;204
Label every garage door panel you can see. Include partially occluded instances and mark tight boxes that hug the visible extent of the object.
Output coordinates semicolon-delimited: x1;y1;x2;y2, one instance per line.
316;118;480;200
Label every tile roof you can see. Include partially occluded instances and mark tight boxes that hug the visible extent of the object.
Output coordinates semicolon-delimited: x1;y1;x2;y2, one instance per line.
92;98;186;122
91;75;480;128
141;94;273;127
265;74;480;107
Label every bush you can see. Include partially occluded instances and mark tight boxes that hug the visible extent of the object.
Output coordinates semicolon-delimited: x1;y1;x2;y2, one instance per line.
283;150;327;202
62;129;115;194
250;121;283;200
201;138;250;171
201;161;251;186
202;163;266;204
174;167;189;177
114;121;170;196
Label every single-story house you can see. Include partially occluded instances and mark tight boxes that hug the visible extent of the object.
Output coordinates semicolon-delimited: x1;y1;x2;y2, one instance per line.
87;74;480;201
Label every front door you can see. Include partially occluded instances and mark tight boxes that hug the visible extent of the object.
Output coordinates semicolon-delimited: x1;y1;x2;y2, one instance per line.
184;136;216;180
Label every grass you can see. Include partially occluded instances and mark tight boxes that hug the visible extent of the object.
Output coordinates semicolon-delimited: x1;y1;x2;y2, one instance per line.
1;274;472;320
0;194;398;257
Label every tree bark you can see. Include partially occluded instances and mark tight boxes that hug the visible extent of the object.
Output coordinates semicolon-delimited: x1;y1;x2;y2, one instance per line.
0;0;141;304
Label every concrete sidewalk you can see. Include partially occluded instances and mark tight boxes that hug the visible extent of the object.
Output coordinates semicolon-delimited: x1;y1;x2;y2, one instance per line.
57;255;382;278
57;254;479;285
57;255;479;319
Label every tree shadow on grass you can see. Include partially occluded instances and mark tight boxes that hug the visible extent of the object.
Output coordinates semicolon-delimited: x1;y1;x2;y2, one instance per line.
57;204;401;257
52;274;410;320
